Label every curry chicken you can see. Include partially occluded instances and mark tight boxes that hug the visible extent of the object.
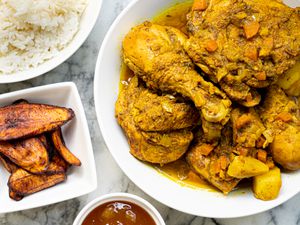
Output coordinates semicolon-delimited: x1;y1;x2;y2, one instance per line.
116;0;300;201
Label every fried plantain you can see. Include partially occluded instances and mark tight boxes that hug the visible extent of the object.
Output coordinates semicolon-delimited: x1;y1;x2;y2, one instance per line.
39;134;48;149
12;99;29;105
8;168;66;197
46;153;69;175
0;103;74;141
0;137;49;174
51;128;81;166
0;153;18;174
9;189;23;201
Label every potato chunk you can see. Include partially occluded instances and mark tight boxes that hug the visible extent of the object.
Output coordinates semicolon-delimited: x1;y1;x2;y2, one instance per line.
253;167;282;201
270;126;300;170
227;156;269;178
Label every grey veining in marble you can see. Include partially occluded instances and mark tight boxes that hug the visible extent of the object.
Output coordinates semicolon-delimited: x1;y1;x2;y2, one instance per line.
0;0;300;224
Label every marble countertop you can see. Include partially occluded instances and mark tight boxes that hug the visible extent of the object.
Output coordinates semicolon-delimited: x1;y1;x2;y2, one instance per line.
0;0;299;224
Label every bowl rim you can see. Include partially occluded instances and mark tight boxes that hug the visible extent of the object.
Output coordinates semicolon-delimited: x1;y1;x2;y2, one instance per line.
72;193;166;225
0;0;103;84
94;0;300;219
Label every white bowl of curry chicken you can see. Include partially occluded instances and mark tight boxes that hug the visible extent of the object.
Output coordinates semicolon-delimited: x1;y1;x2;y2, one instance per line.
94;0;300;218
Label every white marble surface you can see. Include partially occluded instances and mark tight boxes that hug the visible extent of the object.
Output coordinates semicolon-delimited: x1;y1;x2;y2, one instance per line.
0;0;300;224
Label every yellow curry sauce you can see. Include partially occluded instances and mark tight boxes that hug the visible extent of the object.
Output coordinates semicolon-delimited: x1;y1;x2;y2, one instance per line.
120;1;216;192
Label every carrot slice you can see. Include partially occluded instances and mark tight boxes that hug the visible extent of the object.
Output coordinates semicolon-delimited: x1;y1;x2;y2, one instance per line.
205;40;218;52
243;21;260;39
238;147;249;156
220;156;229;170
256;71;266;81
211;160;221;174
257;150;267;163
192;0;207;11
244;46;258;61
236;114;252;129
276;112;293;122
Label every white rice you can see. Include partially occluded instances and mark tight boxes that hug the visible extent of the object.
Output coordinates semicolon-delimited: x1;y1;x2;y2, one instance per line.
0;0;88;74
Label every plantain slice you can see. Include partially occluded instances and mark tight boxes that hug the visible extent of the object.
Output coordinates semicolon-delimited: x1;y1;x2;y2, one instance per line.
46;153;69;175
0;153;18;174
39;134;49;149
0;137;49;174
9;189;23;201
0;103;74;141
51;128;81;166
12;99;29;105
0;153;24;201
8;168;66;197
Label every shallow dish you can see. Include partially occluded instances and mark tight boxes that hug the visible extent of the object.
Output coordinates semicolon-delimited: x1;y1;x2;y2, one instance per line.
0;0;102;84
94;0;300;218
73;193;165;225
0;82;97;213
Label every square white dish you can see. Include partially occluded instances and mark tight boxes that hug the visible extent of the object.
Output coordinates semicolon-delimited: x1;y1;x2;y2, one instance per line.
0;82;97;213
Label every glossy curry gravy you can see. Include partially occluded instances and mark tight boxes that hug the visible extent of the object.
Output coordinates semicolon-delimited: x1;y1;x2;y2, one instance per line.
120;1;216;192
82;201;156;225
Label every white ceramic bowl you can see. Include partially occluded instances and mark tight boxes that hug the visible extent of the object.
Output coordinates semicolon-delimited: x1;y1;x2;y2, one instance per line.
94;0;300;218
0;0;102;83
0;82;97;213
73;193;165;225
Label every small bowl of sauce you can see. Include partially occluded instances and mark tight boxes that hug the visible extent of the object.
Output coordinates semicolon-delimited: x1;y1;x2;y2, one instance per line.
73;193;165;225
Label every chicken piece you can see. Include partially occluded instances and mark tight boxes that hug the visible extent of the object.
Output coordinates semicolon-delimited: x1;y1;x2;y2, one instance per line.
231;107;267;148
187;127;240;194
260;85;300;170
185;0;300;106
116;76;193;164
123;22;232;140
201;116;224;142
277;60;300;96
134;90;199;132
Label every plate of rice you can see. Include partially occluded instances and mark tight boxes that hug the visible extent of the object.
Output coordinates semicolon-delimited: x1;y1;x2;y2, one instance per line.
0;0;102;83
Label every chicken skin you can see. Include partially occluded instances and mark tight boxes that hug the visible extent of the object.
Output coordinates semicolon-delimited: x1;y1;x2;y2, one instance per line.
259;85;300;170
185;0;300;107
231;107;267;148
116;76;194;164
187;127;240;194
123;22;232;141
134;90;199;132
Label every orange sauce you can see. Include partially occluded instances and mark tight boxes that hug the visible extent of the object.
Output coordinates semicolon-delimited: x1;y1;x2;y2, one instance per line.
153;1;192;35
119;63;134;90
82;201;156;225
119;1;216;192
154;160;217;191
